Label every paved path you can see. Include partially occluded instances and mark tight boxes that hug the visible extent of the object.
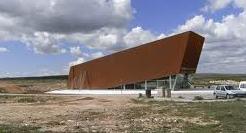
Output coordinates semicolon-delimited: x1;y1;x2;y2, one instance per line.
45;89;214;100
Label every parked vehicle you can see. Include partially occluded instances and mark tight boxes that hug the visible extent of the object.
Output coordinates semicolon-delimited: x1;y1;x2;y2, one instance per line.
239;81;246;91
214;85;246;99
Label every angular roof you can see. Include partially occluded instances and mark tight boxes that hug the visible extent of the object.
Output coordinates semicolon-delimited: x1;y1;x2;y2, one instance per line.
68;31;205;89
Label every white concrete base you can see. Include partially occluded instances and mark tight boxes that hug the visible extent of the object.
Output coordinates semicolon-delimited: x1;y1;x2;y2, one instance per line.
46;89;158;95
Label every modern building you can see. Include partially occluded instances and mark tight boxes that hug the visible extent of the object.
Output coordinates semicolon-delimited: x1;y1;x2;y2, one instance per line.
68;31;205;90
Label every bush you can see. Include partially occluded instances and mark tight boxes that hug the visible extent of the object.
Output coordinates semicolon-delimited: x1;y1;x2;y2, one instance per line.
0;88;6;93
178;96;184;99
236;98;241;101
17;97;37;103
138;93;143;98
193;96;204;100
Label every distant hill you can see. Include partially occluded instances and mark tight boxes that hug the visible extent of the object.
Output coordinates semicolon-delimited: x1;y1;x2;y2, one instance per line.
0;75;68;81
194;73;246;81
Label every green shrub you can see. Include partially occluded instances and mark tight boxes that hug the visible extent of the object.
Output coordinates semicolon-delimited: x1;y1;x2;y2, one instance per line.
0;88;6;93
178;96;184;99
17;97;37;103
193;96;204;100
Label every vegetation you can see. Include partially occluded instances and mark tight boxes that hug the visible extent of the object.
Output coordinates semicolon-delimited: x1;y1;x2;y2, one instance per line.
0;95;58;103
0;75;67;81
193;95;204;100
0;124;41;133
125;99;246;132
192;73;246;86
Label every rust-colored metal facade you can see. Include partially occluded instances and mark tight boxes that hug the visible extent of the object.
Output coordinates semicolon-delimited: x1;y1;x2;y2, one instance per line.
68;31;205;89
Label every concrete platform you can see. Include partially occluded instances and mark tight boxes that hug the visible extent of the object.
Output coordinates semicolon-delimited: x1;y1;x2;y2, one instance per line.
46;89;158;95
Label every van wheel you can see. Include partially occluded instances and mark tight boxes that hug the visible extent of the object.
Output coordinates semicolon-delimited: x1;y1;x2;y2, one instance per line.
226;94;230;99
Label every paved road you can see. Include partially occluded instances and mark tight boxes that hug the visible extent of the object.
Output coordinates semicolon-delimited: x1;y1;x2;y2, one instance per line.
171;90;214;100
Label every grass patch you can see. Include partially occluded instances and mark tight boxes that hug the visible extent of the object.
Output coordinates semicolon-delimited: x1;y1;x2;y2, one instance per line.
17;97;38;103
0;95;58;103
0;88;7;93
17;96;57;103
126;99;246;132
0;124;41;133
193;96;204;100
183;123;221;133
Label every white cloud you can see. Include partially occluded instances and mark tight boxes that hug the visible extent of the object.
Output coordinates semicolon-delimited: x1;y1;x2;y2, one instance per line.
21;32;66;54
202;0;232;12
123;27;156;48
0;0;133;33
91;52;104;59
68;51;105;67
70;46;81;57
0;47;8;53
67;26;164;54
176;5;246;73
69;57;85;67
0;0;163;56
202;0;246;12
0;0;133;54
234;0;246;9
67;27;124;51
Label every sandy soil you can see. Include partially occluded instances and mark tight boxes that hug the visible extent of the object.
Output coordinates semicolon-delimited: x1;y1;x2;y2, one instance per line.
0;79;66;94
0;95;139;132
0;94;225;133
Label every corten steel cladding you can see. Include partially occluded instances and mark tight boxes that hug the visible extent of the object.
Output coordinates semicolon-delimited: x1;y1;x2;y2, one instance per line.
68;31;205;89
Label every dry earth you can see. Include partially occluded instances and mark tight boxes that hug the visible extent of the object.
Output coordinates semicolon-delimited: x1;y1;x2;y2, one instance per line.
0;79;66;94
0;94;222;133
0;95;139;132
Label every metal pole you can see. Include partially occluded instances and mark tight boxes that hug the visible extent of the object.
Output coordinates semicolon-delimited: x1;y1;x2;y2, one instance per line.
172;75;177;90
169;75;172;89
157;80;159;88
145;80;147;90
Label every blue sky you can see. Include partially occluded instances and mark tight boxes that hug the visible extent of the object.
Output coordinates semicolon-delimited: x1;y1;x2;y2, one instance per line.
131;0;205;33
0;0;246;77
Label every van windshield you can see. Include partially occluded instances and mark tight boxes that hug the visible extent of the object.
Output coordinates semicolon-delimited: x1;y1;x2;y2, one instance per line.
225;86;238;90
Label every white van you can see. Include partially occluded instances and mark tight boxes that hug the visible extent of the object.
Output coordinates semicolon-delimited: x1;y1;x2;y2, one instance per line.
214;85;243;99
239;81;246;91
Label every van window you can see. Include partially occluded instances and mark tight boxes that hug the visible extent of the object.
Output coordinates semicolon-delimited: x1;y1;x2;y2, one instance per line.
225;86;237;90
221;87;225;91
240;84;246;88
216;86;220;90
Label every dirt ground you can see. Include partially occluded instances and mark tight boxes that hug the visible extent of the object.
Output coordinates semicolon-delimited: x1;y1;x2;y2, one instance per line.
1;76;246;132
0;79;66;94
0;94;141;132
1;94;246;132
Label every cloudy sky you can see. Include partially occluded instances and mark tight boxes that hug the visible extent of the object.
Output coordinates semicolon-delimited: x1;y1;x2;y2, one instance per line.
0;0;246;77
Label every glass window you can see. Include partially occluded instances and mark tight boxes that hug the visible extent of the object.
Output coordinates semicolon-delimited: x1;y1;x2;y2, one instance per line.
240;84;246;88
126;84;135;89
221;86;225;91
147;81;157;90
216;86;220;90
225;86;237;90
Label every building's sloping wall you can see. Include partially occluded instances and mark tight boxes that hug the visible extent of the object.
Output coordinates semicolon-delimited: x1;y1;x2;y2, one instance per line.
68;31;205;89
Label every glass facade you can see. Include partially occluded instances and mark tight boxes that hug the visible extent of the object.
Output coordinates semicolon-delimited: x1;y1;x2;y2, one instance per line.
108;74;192;90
